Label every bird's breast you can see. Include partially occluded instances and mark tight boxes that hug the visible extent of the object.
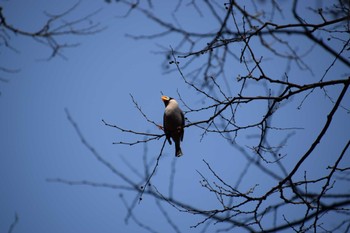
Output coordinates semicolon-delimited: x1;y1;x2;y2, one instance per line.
164;108;182;130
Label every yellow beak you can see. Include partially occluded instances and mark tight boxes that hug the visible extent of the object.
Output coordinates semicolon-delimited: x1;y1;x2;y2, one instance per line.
161;96;169;102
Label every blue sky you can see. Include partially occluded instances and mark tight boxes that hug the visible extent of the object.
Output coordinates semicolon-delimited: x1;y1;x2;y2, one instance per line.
1;1;349;232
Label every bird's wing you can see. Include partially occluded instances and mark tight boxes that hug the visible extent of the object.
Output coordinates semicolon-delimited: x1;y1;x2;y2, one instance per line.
163;112;172;144
180;110;185;141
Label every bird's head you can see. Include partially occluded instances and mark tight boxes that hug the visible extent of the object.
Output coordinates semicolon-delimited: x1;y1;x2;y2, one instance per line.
161;95;174;107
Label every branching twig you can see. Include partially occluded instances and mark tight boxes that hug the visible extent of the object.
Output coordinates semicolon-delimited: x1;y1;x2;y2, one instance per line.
139;138;167;202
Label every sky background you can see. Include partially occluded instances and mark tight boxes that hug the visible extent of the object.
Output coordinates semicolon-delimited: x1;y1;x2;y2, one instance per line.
1;1;349;232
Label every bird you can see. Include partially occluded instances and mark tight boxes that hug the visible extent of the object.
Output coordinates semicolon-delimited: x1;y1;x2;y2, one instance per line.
161;95;185;157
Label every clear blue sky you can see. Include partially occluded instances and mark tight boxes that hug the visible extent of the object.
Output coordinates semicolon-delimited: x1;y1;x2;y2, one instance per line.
1;1;349;232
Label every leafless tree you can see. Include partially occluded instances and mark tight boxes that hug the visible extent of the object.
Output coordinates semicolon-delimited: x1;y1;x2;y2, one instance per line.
50;0;349;232
0;1;102;228
0;2;103;94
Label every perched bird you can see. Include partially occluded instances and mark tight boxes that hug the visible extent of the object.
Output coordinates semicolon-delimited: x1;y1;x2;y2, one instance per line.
161;95;185;157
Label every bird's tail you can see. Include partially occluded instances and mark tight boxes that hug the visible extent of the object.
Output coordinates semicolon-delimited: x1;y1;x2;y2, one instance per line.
175;142;183;157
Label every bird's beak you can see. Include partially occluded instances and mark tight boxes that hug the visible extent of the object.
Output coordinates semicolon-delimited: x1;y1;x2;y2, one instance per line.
161;96;169;102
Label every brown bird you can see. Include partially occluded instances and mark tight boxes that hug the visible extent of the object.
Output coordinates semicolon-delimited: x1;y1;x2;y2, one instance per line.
161;95;185;157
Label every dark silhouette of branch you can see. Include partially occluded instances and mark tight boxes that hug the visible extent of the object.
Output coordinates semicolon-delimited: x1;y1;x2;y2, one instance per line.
102;118;163;145
64;108;140;190
0;2;104;60
102;94;164;145
138;138;166;202
0;2;105;95
52;1;350;232
155;199;181;233
7;213;18;233
50;108;257;232
119;193;159;233
277;79;349;187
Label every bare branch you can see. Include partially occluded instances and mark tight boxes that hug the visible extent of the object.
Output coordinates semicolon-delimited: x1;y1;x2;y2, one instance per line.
7;213;18;233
